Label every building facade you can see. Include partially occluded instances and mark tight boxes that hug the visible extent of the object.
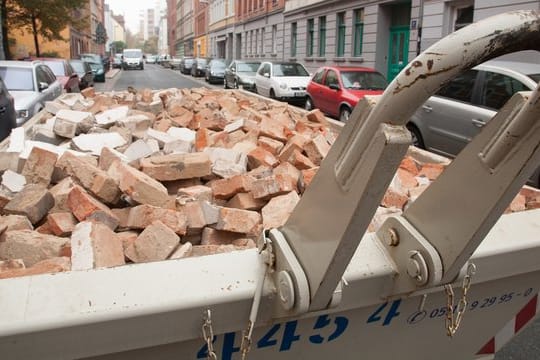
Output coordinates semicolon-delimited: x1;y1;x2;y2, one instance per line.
158;14;169;55
208;0;235;59
167;0;176;56
194;0;210;57
147;9;156;39
177;0;195;56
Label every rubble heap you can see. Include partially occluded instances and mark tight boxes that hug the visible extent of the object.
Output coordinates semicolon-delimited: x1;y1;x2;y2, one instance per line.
0;88;538;279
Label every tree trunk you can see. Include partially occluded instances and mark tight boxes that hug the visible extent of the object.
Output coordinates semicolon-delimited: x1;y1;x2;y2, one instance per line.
1;0;11;59
31;13;39;57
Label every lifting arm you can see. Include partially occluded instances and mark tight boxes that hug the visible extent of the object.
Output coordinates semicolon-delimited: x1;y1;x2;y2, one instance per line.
277;10;540;312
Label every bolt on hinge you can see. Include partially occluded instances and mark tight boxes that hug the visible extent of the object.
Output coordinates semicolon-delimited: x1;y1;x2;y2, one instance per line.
406;250;429;286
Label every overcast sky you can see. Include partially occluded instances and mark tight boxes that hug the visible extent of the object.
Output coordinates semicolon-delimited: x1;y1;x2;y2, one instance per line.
106;0;167;33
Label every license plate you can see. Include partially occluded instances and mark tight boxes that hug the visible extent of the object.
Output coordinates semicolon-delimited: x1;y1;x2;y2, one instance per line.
295;91;306;97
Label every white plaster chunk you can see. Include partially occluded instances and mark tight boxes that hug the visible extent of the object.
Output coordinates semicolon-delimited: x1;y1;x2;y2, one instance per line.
7;127;25;153
146;128;175;148
2;170;26;193
56;109;94;123
167;127;196;142
224;119;245;133
95;106;130;126
72;133;127;155
123;139;154;161
70;222;94;271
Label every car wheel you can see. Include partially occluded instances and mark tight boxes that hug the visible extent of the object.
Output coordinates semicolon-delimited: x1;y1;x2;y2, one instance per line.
254;85;258;94
270;89;276;99
233;80;238;89
407;124;425;149
224;78;228;89
305;97;314;111
339;106;351;122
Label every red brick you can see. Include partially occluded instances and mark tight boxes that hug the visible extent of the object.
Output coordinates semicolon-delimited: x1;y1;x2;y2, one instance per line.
0;215;33;231
211;175;252;200
111;207;132;229
247;147;279;169
108;161;173;208
179;201;213;234
258;136;284;155
3;184;54;224
49;177;76;212
21;147;58;185
287;150;316;170
382;186;409;210
81;87;96;98
507;194;527;213
218;97;240;115
368;207;403;233
396;168;419;190
47;212;77;236
116;231;139;253
305;109;329;125
169;242;193;259
301;167;318;190
261;191;299;228
274;162;301;190
0;257;71;279
226;192;266;211
418;163;445;181
140;152;212;181
190;244;238;257
259;117;288;142
171;110;194;127
126;220;180;263
214;207;261;234
199;113;229;131
278;135;309;163
177;185;213;202
0;259;25;272
195;128;214;151
201;227;244;245
251;175;295;200
0;230;68;267
71;221;125;270
231;238;257;248
126;204;187;235
400;156;420;176
67;185;119;229
304;134;330;166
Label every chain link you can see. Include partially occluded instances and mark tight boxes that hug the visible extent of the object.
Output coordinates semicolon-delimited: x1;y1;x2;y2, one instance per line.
202;309;218;360
444;263;476;337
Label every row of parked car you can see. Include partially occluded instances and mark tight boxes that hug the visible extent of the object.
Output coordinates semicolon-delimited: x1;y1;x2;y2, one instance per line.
0;54;108;140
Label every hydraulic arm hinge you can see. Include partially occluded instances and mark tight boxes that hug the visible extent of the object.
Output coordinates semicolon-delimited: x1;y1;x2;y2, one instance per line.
274;10;540;311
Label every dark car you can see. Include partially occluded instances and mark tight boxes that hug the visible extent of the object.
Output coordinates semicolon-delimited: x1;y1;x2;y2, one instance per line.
191;58;208;77
80;54;106;82
305;66;387;122
0;76;16;141
69;59;94;90
224;60;261;91
180;57;194;74
38;58;80;93
205;59;227;84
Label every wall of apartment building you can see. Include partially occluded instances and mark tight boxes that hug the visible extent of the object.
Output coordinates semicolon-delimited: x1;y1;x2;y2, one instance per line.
208;0;235;59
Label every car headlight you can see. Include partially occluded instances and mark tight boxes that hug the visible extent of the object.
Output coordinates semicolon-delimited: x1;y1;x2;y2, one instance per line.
17;110;29;119
97;69;104;75
211;71;215;75
280;83;288;90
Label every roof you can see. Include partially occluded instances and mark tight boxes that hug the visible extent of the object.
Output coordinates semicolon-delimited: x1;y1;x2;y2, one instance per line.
0;60;41;68
317;65;379;72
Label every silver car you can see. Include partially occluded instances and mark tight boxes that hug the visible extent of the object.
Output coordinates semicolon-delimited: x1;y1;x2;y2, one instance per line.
407;60;540;187
0;60;63;126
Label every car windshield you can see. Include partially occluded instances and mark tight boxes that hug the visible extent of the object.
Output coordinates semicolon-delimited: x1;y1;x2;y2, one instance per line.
124;51;141;58
272;63;309;77
70;61;85;72
237;62;260;72
340;71;387;90
42;61;65;76
0;67;34;91
211;61;226;70
197;59;207;66
81;54;100;63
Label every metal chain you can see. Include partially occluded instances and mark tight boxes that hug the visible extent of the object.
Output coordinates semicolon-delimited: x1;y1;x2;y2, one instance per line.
444;263;476;337
202;309;218;360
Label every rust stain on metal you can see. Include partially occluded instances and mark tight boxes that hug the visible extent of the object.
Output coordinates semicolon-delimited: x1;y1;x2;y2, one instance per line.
393;65;459;94
405;61;423;76
427;59;434;71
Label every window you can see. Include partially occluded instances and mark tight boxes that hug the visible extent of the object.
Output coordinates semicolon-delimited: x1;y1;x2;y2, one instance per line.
312;68;325;84
307;19;314;57
353;9;364;56
318;16;326;57
272;25;277;54
255;30;259;54
261;28;265;54
291;22;297;57
324;70;339;87
454;5;473;31
436;70;478;103
336;12;346;57
480;72;528;110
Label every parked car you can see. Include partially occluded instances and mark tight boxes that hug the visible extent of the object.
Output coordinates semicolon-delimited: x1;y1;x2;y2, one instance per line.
112;54;123;69
122;49;144;70
80;54;106;82
180;57;194;74
69;59;94;90
0;60;62;126
191;58;208;77
170;57;182;70
205;59;227;84
0;76;16;141
37;58;80;93
224;60;260;91
305;66;387;122
407;59;540;187
254;61;311;103
146;55;157;64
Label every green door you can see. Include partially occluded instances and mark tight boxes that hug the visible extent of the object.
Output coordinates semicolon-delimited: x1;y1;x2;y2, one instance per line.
387;26;410;81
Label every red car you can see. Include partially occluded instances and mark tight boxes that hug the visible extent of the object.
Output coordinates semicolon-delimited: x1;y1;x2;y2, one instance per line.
36;58;80;93
305;66;387;122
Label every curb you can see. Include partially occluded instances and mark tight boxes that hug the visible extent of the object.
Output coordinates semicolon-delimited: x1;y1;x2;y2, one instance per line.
106;69;121;79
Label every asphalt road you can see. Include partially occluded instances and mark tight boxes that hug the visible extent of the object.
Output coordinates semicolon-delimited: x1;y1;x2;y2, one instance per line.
95;63;219;92
94;62;539;360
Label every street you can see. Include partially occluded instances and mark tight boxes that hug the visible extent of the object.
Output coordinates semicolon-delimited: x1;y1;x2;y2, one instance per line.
95;63;220;92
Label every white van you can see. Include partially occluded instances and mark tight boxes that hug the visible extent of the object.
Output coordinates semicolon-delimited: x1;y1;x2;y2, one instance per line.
122;49;144;70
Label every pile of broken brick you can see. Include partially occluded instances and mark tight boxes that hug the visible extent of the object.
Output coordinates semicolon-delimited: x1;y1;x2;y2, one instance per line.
0;87;538;279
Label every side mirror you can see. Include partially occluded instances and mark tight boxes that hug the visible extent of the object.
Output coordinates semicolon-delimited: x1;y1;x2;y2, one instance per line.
38;82;49;91
264;73;270;78
329;84;341;91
